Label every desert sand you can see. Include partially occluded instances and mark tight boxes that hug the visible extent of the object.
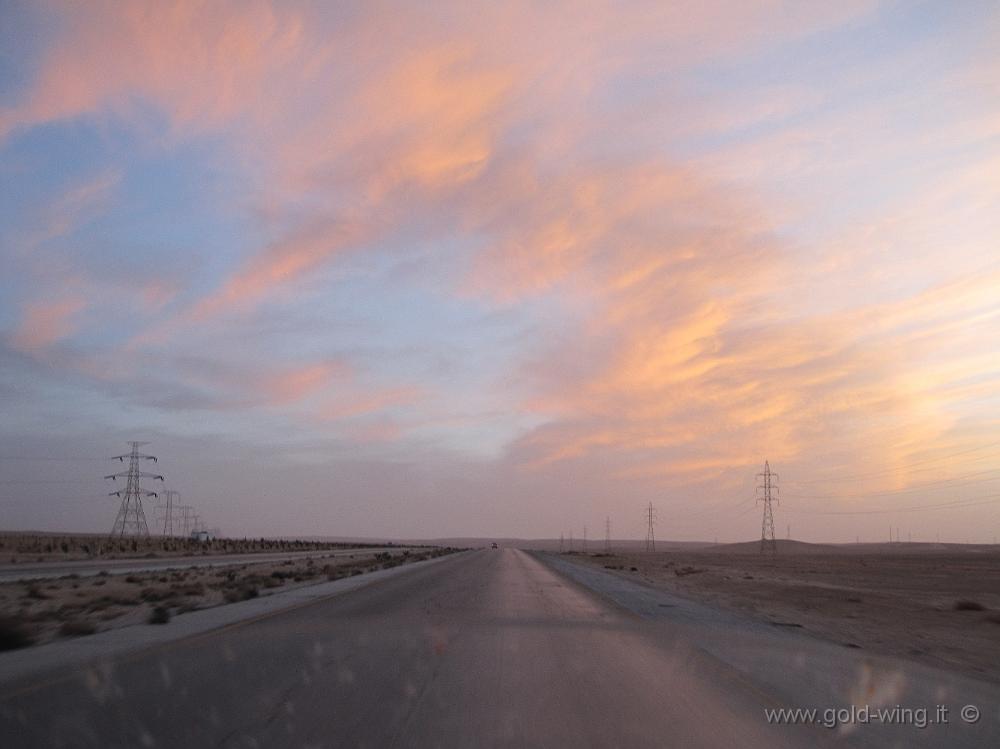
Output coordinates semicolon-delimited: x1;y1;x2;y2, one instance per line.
569;541;1000;684
0;546;459;650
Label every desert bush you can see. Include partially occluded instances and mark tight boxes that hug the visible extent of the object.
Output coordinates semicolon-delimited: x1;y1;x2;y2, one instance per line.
223;586;259;603
140;588;171;602
954;600;986;612
674;566;705;577
148;606;171;625
0;616;35;651
24;585;49;600
59;619;97;638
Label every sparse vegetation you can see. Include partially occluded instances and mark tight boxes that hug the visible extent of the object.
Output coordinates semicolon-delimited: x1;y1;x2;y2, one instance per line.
58;619;97;637
148;606;171;625
0;544;461;650
954;600;986;612
571;548;1000;684
0;616;35;650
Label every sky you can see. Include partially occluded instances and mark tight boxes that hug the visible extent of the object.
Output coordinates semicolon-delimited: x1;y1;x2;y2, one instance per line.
1;0;998;542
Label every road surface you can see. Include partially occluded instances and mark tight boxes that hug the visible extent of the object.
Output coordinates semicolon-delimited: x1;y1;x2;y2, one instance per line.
0;549;995;748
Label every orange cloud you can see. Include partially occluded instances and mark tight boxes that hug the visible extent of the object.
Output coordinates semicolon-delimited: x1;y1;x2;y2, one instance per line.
317;386;423;422
257;361;348;405
10;297;86;351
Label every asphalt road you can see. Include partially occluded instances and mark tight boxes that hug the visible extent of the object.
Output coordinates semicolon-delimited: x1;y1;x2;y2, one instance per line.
0;549;993;748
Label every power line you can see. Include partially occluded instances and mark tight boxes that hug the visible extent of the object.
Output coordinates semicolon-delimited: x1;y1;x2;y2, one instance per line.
786;441;1000;484
781;493;1000;516
0;480;93;485
782;468;1000;500
0;455;106;462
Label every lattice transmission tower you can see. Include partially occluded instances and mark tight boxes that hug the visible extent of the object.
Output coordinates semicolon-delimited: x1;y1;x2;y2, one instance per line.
756;460;779;554
180;505;195;536
104;442;164;538
158;490;180;536
645;502;656;552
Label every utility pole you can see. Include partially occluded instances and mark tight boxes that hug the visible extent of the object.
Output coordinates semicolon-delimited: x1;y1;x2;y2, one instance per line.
756;460;778;554
583;525;587;553
180;505;195;537
158;489;179;537
559;533;564;552
104;442;163;538
605;516;611;553
645;502;656;553
569;530;573;552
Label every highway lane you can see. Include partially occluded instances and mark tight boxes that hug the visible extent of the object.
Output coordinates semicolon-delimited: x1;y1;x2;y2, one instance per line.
0;549;985;748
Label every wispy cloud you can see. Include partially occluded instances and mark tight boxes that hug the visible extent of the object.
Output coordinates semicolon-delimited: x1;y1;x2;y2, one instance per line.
1;1;998;538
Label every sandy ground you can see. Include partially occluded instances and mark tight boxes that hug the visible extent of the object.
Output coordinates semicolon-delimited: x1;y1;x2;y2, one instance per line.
0;532;384;564
0;547;459;650
568;546;1000;684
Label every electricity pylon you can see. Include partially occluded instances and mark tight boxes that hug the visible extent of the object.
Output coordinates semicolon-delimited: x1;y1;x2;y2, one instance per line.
104;442;164;538
645;502;656;552
756;460;779;554
180;506;195;536
158;490;179;536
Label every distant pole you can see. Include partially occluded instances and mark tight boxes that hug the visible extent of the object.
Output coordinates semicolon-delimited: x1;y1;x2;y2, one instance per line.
604;516;611;553
559;533;564;552
787;524;790;540
180;506;195;536
756;460;778;554
583;525;587;553
104;441;164;538
645;502;656;553
569;530;573;552
159;490;179;536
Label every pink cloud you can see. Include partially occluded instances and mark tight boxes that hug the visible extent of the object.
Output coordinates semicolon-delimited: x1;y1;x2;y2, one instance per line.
10;297;86;351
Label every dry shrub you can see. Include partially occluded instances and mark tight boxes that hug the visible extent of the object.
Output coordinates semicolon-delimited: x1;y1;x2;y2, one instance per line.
59;619;97;638
954;600;986;612
0;616;35;651
148;606;171;625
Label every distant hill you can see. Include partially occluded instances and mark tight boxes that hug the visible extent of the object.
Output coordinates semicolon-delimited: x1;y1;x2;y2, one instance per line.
693;539;1000;555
